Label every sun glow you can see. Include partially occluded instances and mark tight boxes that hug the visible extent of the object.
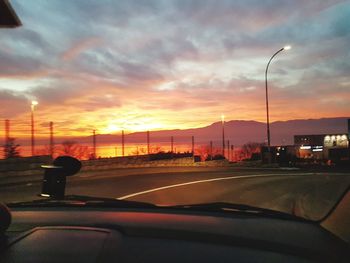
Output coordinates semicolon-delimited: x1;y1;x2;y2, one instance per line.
105;124;119;133
102;120;165;134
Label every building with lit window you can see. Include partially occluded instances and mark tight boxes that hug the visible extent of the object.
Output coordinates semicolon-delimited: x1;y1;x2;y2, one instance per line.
294;134;349;160
262;119;350;165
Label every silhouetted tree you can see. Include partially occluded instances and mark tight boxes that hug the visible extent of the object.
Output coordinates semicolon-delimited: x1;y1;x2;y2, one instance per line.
36;145;59;158
3;137;21;159
59;140;90;160
131;145;163;155
240;142;264;159
212;154;225;160
195;145;221;161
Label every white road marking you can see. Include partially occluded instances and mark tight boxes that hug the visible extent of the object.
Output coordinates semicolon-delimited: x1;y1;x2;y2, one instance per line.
117;173;312;200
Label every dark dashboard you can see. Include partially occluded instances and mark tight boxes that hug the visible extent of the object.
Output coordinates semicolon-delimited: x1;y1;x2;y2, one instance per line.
1;207;349;263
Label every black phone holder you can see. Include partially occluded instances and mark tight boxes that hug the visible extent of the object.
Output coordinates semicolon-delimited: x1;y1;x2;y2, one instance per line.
40;156;81;199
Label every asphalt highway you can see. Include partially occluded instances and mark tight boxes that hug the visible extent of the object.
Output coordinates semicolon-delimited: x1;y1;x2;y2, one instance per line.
1;167;349;220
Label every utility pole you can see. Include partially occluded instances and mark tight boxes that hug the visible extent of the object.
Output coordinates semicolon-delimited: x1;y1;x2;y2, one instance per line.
92;129;96;159
221;115;225;157
31;110;34;155
231;145;234;161
122;130;125;157
348;119;350;160
5;119;10;144
49;121;54;157
30;101;38;156
147;130;150;155
227;140;230;161
171;136;174;153
191;136;195;155
210;141;213;160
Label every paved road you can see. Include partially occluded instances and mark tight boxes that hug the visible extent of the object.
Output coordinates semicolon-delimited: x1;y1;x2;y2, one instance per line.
1;167;349;220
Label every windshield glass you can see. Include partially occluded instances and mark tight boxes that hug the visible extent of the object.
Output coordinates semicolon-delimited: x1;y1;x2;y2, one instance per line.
0;0;349;222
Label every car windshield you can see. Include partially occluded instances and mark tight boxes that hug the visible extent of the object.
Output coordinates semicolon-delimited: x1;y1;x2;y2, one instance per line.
0;0;349;222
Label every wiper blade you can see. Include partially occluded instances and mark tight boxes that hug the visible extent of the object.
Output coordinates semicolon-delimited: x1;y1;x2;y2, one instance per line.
7;198;311;222
167;202;312;222
7;195;156;208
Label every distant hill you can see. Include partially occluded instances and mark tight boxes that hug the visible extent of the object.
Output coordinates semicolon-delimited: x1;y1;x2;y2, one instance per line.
81;117;349;146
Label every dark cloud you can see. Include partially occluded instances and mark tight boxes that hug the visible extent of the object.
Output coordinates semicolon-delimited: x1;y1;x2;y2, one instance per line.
0;50;47;77
118;61;164;83
329;3;350;38
0;90;28;118
29;82;83;105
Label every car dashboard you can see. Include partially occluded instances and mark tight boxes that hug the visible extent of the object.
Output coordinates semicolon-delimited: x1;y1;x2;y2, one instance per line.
1;207;349;263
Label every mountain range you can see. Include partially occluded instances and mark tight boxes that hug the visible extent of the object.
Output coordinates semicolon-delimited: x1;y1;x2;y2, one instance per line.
82;117;349;146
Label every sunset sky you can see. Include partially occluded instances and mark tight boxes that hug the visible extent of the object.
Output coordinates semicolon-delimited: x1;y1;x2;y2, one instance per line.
1;0;350;137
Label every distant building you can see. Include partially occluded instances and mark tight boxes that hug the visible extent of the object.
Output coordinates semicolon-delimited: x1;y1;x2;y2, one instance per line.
263;119;350;165
294;134;349;160
294;119;350;162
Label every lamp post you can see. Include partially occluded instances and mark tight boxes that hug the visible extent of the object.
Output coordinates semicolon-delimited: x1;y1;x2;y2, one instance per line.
121;130;125;157
92;129;96;159
265;45;291;150
221;114;225;157
31;100;38;156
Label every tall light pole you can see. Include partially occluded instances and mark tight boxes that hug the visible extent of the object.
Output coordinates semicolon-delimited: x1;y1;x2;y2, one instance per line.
49;121;54;158
221;114;225;157
30;100;38;156
92;129;96;159
265;45;291;149
147;130;150;155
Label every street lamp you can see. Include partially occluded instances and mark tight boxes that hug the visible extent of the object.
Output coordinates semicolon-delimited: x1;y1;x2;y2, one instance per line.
31;100;38;156
265;45;291;149
221;114;225;157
